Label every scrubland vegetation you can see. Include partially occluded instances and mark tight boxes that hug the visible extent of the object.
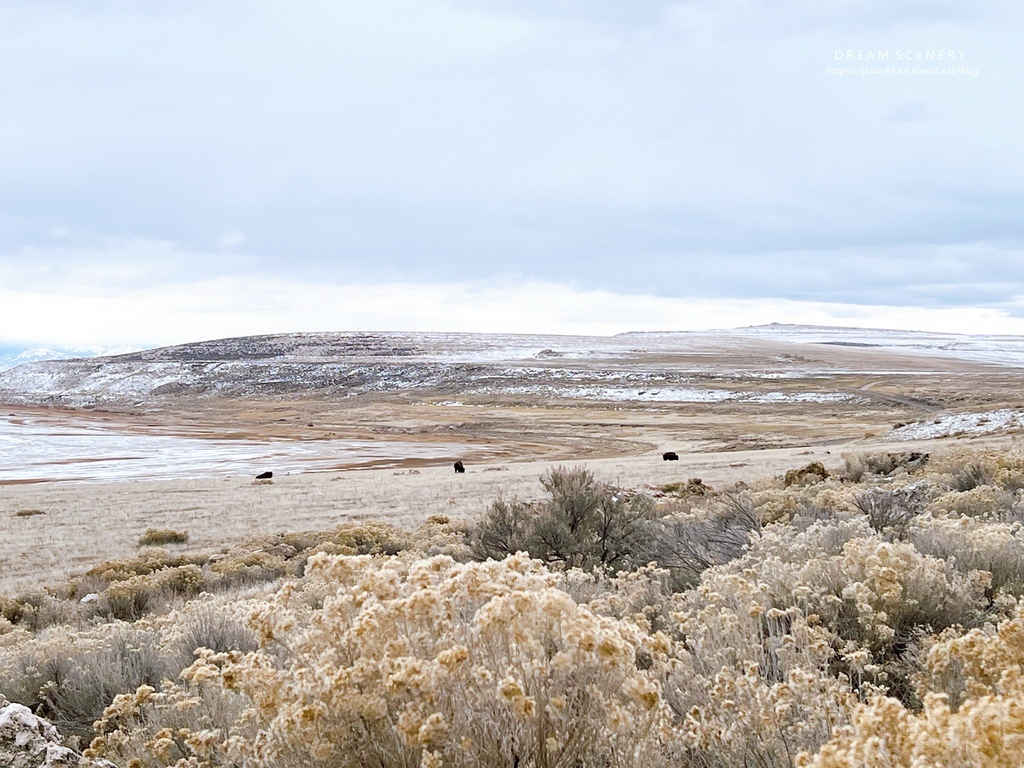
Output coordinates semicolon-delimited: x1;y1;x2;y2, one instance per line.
5;446;1024;766
138;529;191;547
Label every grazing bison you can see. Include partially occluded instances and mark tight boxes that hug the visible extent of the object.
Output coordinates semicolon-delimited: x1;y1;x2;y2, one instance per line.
454;461;465;474
662;452;679;461
255;471;273;480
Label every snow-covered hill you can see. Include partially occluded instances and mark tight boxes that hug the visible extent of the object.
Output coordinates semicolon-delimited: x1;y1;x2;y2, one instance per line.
0;326;1020;407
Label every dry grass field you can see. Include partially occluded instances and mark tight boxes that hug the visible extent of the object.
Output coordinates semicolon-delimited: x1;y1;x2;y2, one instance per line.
0;428;1015;595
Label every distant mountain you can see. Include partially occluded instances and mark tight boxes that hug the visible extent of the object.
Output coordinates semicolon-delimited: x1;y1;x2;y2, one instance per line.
0;346;142;372
0;348;76;371
1;327;1021;408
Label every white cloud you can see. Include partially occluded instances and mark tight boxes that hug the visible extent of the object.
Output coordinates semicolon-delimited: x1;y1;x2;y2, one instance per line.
0;236;259;292
3;270;1023;349
2;235;1022;349
0;1;1021;339
217;230;246;249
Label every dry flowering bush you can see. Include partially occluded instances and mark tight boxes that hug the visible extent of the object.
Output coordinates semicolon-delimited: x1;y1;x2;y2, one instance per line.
85;677;252;768
0;622;172;740
746;481;860;527
5;447;1024;767
204;550;295;590
83;549;207;584
0;591;77;632
306;520;410;556
924;447;1024;493
0;591;268;746
649;497;1008;765
89;552;673;768
801;603;1024;767
670;516;992;713
665;567;857;767
794;534;987;654
747;485;807;526
931;485;1017;520
101;564;207;621
909;512;1024;595
137;528;190;547
405;515;474;561
574;564;678;633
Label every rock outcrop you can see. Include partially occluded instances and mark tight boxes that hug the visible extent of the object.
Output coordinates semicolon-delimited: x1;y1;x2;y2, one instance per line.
784;461;830;487
0;697;116;768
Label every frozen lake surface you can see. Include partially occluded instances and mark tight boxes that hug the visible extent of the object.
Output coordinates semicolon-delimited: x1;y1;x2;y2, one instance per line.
0;416;472;483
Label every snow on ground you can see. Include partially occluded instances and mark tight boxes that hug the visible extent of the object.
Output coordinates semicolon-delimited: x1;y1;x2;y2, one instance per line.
642;325;1024;368
0;416;485;483
471;385;864;404
888;409;1024;440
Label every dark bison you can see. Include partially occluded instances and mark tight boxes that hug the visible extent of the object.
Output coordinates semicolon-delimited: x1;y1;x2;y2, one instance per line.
454;461;465;474
255;471;273;479
662;452;679;461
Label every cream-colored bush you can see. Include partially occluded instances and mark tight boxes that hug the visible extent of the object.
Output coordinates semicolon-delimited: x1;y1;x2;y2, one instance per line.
81;510;1004;768
926;447;1024;493
655;516;978;764
932;486;1016;519
665;568;856;767
89;553;672;768
730;518;987;651
801;605;1024;768
5;447;1024;768
746;481;860;527
0;622;173;741
909;512;1024;594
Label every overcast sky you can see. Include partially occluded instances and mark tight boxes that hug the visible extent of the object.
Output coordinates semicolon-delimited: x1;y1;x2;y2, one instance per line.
1;0;1022;349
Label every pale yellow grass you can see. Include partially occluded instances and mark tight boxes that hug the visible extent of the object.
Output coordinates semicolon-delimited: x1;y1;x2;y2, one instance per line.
0;435;995;595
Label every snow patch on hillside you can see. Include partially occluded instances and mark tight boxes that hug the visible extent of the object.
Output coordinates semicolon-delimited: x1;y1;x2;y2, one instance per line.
472;385;863;404
888;410;1024;440
621;325;1024;368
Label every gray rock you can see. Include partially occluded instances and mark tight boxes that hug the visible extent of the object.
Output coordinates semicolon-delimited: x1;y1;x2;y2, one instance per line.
264;543;298;559
0;697;118;768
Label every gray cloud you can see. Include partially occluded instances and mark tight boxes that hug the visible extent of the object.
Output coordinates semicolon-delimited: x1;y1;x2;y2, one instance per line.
0;0;1022;346
884;101;933;121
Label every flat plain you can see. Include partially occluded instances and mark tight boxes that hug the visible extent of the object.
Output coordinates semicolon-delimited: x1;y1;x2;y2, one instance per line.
3;326;1024;593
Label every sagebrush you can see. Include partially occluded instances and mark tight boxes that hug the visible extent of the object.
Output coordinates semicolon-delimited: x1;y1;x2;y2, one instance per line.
2;447;1024;767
